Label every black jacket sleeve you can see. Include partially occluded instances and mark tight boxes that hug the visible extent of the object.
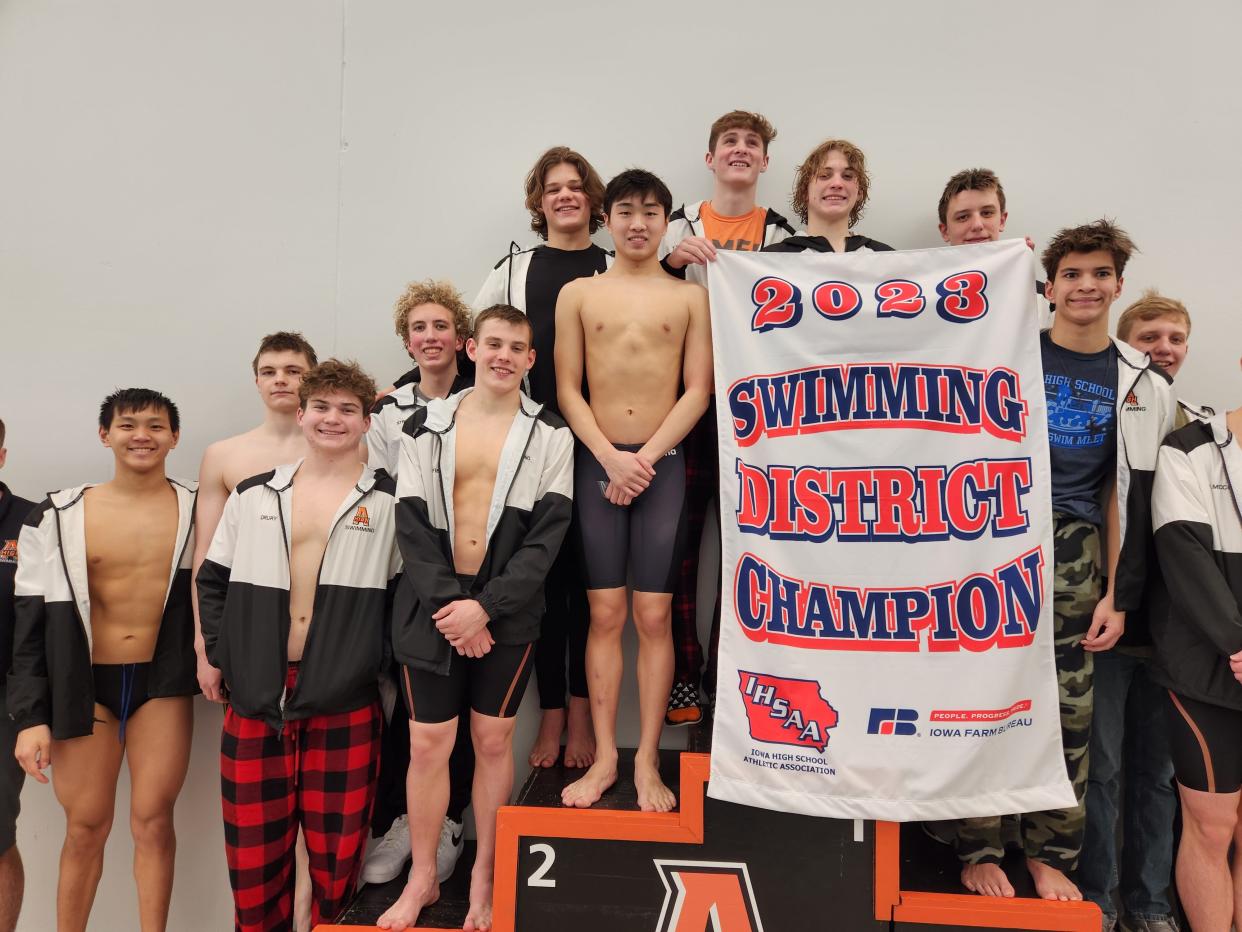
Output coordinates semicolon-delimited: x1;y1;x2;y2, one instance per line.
7;503;54;731
1152;444;1242;657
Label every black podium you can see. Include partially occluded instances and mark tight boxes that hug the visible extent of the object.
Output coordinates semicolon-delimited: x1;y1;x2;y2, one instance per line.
325;749;1100;931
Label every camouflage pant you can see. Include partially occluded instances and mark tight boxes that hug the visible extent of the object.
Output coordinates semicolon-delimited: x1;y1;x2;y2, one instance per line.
948;515;1100;871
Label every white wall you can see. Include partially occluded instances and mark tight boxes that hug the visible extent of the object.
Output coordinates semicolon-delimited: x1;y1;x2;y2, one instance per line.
2;0;1239;927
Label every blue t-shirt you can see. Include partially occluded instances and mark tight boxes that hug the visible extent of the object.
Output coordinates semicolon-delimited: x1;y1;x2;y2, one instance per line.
1041;331;1117;527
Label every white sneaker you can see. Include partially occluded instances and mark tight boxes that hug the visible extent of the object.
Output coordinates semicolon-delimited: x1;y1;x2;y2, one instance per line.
359;814;410;885
436;816;464;882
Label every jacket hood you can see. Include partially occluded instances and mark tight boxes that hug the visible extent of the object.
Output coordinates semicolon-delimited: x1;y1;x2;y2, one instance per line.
264;460;385;494
421;389;543;435
48;477;196;510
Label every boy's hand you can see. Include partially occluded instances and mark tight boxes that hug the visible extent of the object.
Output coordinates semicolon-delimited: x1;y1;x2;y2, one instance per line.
455;629;494;659
15;725;52;783
1083;593;1125;652
434;599;490;642
666;236;717;270
602;449;655;500
196;650;226;703
1229;649;1242;686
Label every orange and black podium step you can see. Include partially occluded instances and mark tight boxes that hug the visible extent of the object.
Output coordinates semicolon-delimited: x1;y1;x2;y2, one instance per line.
324;748;1100;931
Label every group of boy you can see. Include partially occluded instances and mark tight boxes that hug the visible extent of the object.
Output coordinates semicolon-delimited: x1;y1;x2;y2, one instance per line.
0;107;1226;932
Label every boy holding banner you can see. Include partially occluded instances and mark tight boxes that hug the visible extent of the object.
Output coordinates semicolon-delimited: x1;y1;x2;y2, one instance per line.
659;111;793;726
765;138;893;254
951;221;1175;904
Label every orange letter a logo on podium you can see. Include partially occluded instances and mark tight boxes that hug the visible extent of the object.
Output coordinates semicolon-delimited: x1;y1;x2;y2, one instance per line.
654;860;763;932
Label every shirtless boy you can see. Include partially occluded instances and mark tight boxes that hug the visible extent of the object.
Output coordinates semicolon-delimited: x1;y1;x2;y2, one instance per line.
197;361;398;931
361;281;474;889
380;305;573;931
11;389;197;932
475;145;610;770
194;330;318;701
191;330;318;929
556;169;713;812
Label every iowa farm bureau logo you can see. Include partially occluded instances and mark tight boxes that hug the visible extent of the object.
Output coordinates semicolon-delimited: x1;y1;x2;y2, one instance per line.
868;707;919;735
868;700;1034;738
738;670;838;753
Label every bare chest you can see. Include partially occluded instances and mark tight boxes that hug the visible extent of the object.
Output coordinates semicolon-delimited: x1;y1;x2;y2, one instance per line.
581;298;687;354
289;481;351;563
454;419;506;497
84;491;179;582
224;437;308;492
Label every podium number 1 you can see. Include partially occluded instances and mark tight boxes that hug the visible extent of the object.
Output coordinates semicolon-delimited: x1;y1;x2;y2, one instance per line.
527;843;557;887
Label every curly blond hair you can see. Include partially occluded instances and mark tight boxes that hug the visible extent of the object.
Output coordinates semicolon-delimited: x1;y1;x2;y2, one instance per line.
392;280;472;353
791;139;871;228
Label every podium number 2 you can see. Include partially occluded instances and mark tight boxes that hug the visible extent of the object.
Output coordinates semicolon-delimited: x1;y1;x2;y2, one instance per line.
527;843;557;887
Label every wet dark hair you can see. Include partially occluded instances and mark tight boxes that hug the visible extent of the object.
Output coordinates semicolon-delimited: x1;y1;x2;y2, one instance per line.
603;168;673;219
99;388;180;433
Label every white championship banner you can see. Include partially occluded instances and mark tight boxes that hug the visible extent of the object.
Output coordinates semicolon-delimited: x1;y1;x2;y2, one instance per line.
705;239;1075;821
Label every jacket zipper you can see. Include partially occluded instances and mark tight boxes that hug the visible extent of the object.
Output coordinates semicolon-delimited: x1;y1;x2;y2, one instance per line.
434;432;455;675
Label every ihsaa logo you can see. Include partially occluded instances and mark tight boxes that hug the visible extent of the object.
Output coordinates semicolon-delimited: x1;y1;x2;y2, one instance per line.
868;707;919;735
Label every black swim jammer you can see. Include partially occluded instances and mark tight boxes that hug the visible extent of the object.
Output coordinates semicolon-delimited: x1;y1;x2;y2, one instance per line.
574;443;689;593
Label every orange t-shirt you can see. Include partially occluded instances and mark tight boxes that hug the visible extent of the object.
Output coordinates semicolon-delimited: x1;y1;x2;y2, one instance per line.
699;201;767;253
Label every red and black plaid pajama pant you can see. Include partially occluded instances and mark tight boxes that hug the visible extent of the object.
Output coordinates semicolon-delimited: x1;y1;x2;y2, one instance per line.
221;668;382;932
672;400;722;691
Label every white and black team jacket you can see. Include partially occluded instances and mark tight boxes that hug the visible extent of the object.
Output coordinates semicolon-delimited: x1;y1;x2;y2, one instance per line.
659;200;796;286
9;479;197;739
473;242;614;312
1108;337;1178;613
394;390;573;675
367;372;473;476
197;462;401;729
1151;413;1242;710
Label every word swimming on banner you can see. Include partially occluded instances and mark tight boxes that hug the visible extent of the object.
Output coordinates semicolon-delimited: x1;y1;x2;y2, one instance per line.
707;241;1075;822
727;362;1028;445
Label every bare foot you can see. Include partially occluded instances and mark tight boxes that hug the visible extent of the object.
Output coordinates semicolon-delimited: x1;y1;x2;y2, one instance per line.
563;697;596;769
634;757;677;813
376;869;439;930
1025;857;1082;901
463;864;494;931
561;755;617;808
528;708;564;768
960;862;1015;898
